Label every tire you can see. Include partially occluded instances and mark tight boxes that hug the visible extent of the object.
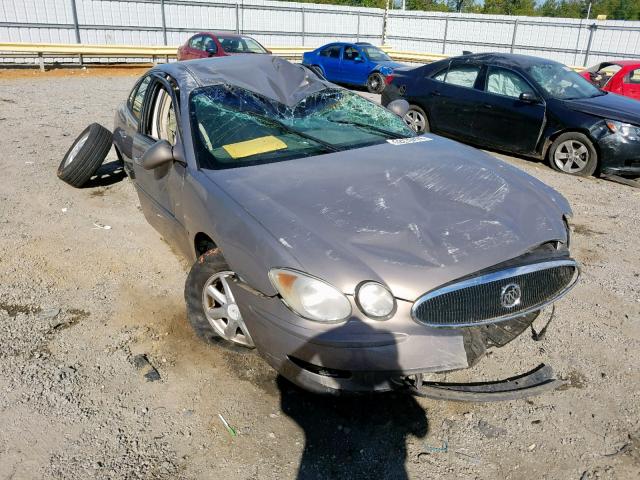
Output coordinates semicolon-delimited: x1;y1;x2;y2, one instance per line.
548;132;598;177
367;72;386;94
57;123;112;188
185;248;255;350
403;105;430;134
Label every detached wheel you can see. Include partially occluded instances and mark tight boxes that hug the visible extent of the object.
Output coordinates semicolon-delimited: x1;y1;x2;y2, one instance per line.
367;72;386;94
57;123;112;187
548;132;598;177
404;105;430;133
185;249;255;349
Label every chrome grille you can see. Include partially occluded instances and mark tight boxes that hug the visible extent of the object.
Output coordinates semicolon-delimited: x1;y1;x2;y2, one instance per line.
412;260;579;328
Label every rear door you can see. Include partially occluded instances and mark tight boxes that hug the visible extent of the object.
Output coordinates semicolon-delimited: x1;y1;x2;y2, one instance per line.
473;65;545;154
130;75;187;245
622;67;640;100
319;45;343;82
427;61;483;140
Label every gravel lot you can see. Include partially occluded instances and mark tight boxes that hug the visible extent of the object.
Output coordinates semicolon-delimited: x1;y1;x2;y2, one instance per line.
0;67;639;480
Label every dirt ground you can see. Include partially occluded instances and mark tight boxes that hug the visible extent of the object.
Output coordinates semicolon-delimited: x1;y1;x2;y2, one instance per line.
0;68;639;480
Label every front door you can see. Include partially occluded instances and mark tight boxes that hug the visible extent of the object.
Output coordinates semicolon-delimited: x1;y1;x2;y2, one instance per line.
473;66;546;154
131;76;186;245
341;45;369;85
622;67;640;100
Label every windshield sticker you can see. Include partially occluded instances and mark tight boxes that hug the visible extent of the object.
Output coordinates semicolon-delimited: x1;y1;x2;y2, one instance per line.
387;136;432;146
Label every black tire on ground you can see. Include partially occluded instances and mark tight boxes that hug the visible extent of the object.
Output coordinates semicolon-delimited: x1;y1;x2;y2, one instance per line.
57;123;113;188
548;132;598;177
184;248;254;352
367;72;386;94
404;105;430;134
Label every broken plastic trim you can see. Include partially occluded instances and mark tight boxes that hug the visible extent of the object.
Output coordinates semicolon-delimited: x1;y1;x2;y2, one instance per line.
399;364;561;402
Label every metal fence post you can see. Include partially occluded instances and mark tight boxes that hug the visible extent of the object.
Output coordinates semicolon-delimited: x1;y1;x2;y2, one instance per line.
584;23;597;66
510;19;518;53
442;17;448;54
160;0;168;46
356;12;360;42
235;3;240;34
69;0;82;67
301;7;305;46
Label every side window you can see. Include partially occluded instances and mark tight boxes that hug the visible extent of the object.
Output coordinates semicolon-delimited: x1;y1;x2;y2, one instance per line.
148;87;177;145
486;67;532;98
431;67;447;82
202;36;216;54
189;35;204;50
444;64;480;88
626;68;640;84
129;76;151;120
321;46;341;59
343;46;360;61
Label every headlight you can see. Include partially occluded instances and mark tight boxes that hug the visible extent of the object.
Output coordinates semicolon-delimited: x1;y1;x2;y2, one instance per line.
356;281;396;319
269;268;351;322
605;119;640;137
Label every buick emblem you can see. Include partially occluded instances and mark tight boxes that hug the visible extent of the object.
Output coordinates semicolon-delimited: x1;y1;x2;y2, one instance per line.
500;283;521;309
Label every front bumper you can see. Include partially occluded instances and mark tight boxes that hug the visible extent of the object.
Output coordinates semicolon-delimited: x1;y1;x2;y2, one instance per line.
231;281;550;396
597;131;640;176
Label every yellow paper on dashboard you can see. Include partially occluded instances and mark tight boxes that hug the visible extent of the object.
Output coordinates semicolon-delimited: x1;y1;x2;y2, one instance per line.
223;136;287;159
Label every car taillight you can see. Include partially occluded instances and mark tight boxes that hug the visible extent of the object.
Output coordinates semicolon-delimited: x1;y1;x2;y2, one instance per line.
384;75;395;85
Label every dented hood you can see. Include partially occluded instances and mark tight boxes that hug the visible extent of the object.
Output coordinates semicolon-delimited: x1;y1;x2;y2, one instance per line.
207;135;571;301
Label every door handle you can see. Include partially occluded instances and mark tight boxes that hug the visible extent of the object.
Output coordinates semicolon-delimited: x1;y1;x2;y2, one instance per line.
483;103;494;109
431;91;442;97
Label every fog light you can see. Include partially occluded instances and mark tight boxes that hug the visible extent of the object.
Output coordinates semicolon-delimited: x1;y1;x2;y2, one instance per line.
356;281;396;319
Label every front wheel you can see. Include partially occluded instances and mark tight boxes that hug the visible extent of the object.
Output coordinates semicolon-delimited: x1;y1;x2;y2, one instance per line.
403;105;430;134
367;73;386;94
548;132;598;177
185;249;255;349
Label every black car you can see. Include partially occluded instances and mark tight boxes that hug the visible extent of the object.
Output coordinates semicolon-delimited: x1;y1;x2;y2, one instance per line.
382;53;640;177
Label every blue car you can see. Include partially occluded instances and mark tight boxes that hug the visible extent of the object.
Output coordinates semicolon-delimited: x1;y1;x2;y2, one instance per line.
302;42;405;93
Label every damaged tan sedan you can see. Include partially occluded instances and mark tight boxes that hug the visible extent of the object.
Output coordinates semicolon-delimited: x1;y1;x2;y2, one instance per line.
60;56;580;399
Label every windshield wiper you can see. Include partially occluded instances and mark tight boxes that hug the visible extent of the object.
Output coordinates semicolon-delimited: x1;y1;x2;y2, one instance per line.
251;112;340;153
326;118;407;139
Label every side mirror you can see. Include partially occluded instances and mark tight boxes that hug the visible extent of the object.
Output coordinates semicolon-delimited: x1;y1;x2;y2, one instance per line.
139;140;175;170
519;92;540;104
386;99;410;118
354;56;364;63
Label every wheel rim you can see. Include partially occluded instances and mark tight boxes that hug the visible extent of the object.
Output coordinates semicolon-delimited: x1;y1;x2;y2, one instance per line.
65;132;89;167
554;140;589;173
404;109;426;132
369;75;381;91
202;271;254;348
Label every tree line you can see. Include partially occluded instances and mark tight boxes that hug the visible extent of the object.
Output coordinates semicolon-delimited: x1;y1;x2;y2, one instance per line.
285;0;640;20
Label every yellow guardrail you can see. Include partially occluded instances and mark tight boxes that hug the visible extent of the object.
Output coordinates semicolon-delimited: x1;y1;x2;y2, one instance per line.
0;42;584;72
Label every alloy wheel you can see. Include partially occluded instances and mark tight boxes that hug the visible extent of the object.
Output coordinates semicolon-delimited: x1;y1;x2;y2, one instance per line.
554;140;590;173
64;132;90;167
404;109;426;133
202;271;254;347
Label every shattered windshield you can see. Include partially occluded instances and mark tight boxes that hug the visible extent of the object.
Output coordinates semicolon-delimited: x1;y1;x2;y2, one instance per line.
190;85;414;169
362;46;391;62
527;63;603;100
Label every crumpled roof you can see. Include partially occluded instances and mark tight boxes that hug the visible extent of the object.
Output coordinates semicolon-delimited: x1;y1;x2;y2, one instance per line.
156;55;332;107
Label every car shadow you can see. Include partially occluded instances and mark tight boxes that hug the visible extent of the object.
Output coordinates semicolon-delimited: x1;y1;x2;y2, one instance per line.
277;319;428;479
82;160;127;188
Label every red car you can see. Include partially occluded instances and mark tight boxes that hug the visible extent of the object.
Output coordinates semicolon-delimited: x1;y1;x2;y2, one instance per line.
177;32;270;61
580;60;640;101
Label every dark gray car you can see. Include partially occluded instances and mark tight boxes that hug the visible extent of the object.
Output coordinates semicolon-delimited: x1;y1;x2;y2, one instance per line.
110;55;579;397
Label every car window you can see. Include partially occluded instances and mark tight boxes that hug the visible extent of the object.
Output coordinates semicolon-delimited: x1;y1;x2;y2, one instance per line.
148;87;177;145
626;68;640;84
528;63;602;99
431;67;447;82
486;67;531;98
190;85;414;169
320;46;341;59
189;35;204;50
130;76;151;120
360;45;390;62
218;35;267;54
444;64;480;88
202;36;216;53
343;47;361;62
